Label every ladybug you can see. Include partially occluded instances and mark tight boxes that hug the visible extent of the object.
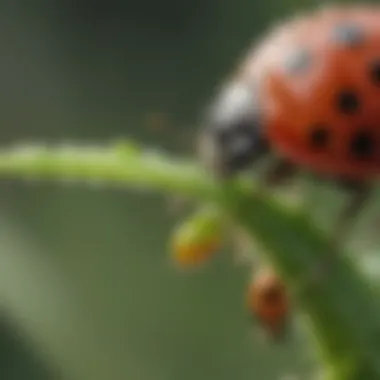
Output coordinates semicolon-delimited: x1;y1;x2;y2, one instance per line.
247;266;289;340
198;4;380;243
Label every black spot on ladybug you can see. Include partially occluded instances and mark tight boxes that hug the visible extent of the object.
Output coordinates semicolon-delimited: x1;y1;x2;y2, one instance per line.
284;48;311;75
309;125;330;149
332;23;364;47
349;130;375;159
369;60;380;85
336;90;360;114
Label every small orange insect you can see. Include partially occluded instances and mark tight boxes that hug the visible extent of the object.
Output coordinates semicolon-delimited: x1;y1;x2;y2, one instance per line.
247;266;289;340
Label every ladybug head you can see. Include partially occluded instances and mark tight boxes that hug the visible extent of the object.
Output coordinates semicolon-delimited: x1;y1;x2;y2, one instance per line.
198;82;267;178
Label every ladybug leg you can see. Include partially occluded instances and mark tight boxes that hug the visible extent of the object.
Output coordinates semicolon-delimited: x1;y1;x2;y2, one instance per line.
331;180;372;246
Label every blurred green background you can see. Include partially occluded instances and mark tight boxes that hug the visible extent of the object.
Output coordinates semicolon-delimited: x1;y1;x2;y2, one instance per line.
0;1;375;379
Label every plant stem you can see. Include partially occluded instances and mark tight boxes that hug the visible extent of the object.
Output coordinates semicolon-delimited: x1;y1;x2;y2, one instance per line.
0;144;218;200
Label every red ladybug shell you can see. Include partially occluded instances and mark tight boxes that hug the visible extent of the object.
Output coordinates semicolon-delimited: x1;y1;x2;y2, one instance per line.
240;5;380;180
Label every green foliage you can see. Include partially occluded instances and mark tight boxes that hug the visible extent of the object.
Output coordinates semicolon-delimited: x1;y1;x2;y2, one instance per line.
0;140;379;380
